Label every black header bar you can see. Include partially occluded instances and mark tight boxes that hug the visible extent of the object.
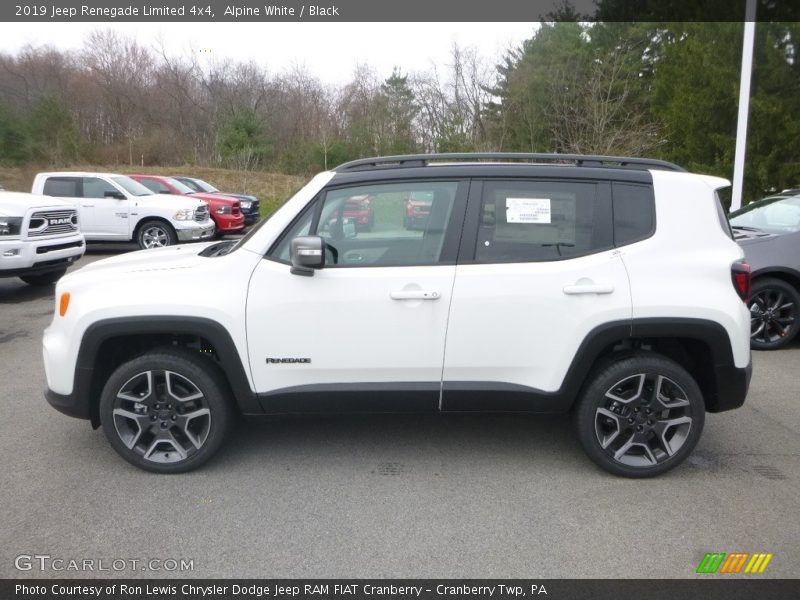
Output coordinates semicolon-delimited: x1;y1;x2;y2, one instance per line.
1;0;798;23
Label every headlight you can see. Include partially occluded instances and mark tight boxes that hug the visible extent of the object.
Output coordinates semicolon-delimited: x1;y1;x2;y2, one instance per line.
0;217;23;236
173;209;195;221
215;206;232;214
239;200;252;209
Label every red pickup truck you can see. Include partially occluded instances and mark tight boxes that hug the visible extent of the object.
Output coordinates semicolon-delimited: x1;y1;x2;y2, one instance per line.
128;175;245;235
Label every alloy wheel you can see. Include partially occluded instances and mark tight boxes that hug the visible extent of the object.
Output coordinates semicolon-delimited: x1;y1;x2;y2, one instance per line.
750;288;795;346
594;373;694;468
141;226;169;248
112;370;211;464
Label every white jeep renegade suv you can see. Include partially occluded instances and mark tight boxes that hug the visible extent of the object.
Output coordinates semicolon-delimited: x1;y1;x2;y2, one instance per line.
42;154;752;477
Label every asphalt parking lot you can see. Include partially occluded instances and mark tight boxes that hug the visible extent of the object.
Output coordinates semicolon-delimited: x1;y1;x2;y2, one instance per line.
1;246;799;579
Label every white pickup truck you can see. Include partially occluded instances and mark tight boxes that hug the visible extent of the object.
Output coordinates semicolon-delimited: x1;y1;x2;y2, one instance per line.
0;191;85;286
31;172;215;249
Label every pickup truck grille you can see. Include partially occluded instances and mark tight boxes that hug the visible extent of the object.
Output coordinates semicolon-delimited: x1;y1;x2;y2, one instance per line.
195;205;209;222
27;209;79;237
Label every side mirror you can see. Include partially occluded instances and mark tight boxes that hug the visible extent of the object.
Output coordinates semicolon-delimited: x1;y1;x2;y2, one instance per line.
104;191;126;200
290;235;325;276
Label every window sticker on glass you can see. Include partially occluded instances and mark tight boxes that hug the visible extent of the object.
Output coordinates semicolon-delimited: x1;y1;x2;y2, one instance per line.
506;197;551;223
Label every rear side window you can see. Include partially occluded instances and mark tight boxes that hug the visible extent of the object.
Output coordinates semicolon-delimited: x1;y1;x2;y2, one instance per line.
475;180;610;262
43;177;80;197
612;183;655;246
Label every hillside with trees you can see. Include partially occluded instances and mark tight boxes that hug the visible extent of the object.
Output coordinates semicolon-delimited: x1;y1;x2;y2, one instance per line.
1;21;798;204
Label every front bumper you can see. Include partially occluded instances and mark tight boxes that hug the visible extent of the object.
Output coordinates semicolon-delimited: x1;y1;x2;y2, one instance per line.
213;213;246;232
45;383;91;421
0;234;85;276
175;221;215;242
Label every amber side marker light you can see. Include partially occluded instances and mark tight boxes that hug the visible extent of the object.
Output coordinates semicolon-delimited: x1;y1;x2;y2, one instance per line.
59;292;70;317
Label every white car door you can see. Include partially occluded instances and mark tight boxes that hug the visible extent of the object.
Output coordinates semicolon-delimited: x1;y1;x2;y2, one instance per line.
442;179;634;411
81;176;130;239
246;179;468;413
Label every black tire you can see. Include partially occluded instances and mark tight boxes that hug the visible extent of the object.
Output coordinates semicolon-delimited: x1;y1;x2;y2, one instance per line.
99;348;233;473
19;268;67;286
749;277;800;350
573;352;705;478
136;220;177;249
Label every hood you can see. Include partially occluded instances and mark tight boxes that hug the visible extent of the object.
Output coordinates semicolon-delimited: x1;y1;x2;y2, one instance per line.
0;191;74;215
138;193;205;210
68;242;215;278
189;192;239;206
220;192;257;203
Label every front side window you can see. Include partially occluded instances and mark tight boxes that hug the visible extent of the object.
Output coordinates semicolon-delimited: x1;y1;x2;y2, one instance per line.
83;177;119;199
271;181;459;267
474;180;608;262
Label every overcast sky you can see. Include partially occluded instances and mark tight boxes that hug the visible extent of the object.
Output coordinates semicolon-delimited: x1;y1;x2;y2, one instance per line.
0;22;539;83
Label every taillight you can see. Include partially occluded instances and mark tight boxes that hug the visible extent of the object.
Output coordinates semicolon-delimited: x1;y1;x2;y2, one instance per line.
731;261;751;302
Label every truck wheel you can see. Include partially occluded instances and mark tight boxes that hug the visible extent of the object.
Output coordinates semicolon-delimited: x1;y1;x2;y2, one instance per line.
573;353;705;478
137;220;177;249
749;278;800;350
99;348;233;473
20;268;67;286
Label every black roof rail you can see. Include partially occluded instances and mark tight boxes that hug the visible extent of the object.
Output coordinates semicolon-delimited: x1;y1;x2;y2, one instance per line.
334;153;685;173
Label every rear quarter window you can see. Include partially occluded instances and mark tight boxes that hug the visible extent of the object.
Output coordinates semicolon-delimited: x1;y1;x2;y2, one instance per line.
612;182;655;246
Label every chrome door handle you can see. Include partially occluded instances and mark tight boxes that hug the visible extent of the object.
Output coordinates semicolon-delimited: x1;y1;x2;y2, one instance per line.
81;204;95;207
390;290;441;300
563;284;614;295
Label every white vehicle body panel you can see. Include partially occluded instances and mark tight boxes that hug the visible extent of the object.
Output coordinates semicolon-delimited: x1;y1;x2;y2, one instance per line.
443;250;631;391
247;259;455;393
0;191;85;274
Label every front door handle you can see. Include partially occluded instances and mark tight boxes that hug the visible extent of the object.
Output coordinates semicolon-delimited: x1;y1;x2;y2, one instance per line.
563;283;614;295
390;290;441;300
81;204;95;208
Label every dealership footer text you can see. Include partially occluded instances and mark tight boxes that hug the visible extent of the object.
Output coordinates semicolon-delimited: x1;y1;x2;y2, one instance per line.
15;584;548;598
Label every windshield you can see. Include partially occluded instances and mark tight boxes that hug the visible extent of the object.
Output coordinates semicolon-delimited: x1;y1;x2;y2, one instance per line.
163;177;195;194
111;176;155;197
729;195;800;234
186;178;217;193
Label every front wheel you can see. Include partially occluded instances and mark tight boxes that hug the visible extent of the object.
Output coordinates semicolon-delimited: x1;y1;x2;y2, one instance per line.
573;353;705;478
136;220;177;249
20;268;67;286
99;348;232;473
749;278;800;350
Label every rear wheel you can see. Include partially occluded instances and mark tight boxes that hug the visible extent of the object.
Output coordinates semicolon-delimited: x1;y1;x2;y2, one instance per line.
573;353;705;478
136;220;177;249
749;278;800;350
20;268;67;286
99;348;232;473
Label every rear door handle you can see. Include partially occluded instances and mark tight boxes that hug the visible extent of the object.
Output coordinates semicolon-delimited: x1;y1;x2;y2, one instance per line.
390;290;441;300
81;204;95;208
563;284;614;295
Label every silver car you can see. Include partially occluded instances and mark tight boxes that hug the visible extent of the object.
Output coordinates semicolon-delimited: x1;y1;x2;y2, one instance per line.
730;193;800;349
